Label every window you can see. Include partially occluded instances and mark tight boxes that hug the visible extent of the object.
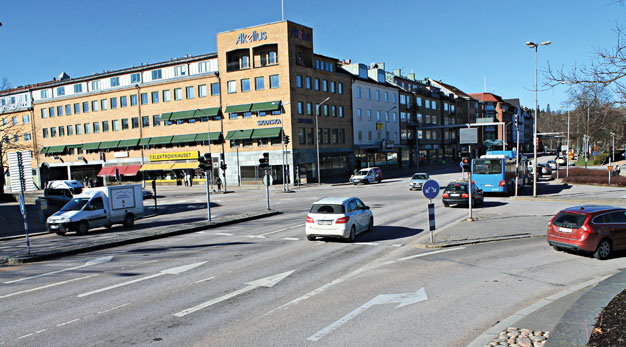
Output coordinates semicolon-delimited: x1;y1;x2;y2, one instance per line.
151;91;159;103
110;97;117;109
74;103;80;114
357;109;362;120
307;128;314;144
153;115;160;126
56;105;63;116
75;124;83;135
306;102;313;115
432;101;437;110
174;65;186;77
323;80;328;92
67;125;73;136
299;128;306;145
151;69;162;80
198;61;209;73
42;128;48;138
93;122;100;133
330;81;336;93
141;93;148;105
131;73;141;84
198;84;207;97
40;90;48;99
376;90;380;101
163;90;171;102
121;118;129;130
306;77;311;89
74;84;82;93
120;96;128;107
130;94;137;106
11;116;17;125
22;115;30;124
338;83;343;94
57;87;65;96
255;76;264;90
268;51;277;64
358;131;362;141
142;116;150;127
425;99;431;108
99;99;107;111
392;94;397;103
131;117;139;129
92;100;99;111
84;123;91;134
376;111;381;121
173;88;182;101
331;105;336;117
211;83;220;96
384;92;389;102
270;75;279;89
314;78;320;91
417;97;422;107
241;55;249;69
356;87;361;98
50;128;57;137
49;107;55;117
24;133;31;141
112;120;120;131
91;80;100;91
366;88;371;100
186;86;195;98
367;110;372;121
101;121;109;132
323;104;329;116
339;106;344;118
296;75;302;88
385;112;389;121
240;79;250;92
227;81;236;93
82;101;89;112
400;95;406;104
110;77;120;87
297;102;304;115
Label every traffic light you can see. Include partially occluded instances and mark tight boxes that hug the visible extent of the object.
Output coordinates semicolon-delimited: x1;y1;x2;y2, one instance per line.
461;156;471;170
259;152;269;169
283;135;290;145
198;152;212;170
221;162;227;171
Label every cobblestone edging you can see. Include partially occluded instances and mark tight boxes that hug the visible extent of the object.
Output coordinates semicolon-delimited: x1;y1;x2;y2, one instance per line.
486;327;549;347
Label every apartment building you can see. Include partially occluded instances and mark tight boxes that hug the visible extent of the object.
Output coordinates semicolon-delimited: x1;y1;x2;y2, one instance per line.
469;93;516;151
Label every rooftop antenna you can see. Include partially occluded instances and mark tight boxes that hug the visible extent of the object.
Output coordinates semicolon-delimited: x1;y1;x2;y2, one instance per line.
281;0;284;20
483;76;487;92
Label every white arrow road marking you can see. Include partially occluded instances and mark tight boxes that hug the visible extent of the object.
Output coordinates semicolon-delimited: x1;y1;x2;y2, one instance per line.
78;262;206;298
4;256;113;284
0;275;98;299
308;288;428;342
174;270;294;317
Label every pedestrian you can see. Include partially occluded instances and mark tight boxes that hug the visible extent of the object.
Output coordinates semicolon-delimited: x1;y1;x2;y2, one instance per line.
216;177;222;192
615;164;621;176
83;177;89;188
189;173;193;187
183;172;189;187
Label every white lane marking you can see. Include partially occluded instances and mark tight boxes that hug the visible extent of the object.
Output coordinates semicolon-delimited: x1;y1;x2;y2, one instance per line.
245;235;266;239
195;231;208;234
97;303;130;314
175;270;294;317
214;233;233;236
266;247;465;316
352;242;379;246
35;329;48;334
391;244;403;247
56;318;80;327
195;276;216;284
259;224;305;237
0;274;98;299
78;262;206;298
4;256;113;284
308;288;428;342
282;237;300;241
18;333;34;339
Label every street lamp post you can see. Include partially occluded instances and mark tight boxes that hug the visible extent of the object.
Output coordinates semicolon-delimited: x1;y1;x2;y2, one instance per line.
280;102;291;192
526;40;551;197
315;97;330;185
566;103;570;177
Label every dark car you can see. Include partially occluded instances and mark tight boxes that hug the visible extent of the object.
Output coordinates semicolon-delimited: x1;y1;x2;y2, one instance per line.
547;205;626;259
442;181;484;207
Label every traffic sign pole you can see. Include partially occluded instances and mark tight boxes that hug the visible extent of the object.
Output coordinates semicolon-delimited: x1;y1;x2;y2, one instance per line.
17;152;31;253
422;180;440;245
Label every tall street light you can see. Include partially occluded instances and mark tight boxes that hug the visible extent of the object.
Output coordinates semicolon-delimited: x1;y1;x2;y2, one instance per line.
315;97;330;185
526;40;551;197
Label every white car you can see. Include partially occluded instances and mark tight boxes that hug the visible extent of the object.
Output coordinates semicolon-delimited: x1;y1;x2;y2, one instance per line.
305;197;373;242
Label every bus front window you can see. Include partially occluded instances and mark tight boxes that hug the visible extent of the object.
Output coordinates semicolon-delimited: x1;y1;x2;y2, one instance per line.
473;159;503;174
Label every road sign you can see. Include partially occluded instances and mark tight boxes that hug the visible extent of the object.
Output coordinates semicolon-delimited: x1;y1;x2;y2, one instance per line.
459;128;478;144
262;174;273;186
608;166;613;172
422;180;440;200
593;151;598;157
19;194;25;215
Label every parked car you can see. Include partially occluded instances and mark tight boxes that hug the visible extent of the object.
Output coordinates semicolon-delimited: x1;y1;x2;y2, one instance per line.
409;173;429;191
350;167;383;184
44;180;84;209
547;160;557;170
442;181;484;207
547;205;626;259
142;189;154;199
556;157;566;165
305;197;373;242
536;163;552;177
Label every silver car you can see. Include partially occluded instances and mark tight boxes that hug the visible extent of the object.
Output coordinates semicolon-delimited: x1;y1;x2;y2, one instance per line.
305;197;374;242
409;173;429;191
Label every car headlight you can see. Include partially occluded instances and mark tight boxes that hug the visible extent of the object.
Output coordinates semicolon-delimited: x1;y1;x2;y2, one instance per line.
50;218;71;224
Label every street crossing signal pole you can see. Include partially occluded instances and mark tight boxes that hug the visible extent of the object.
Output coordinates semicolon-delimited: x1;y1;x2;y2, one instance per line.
198;153;212;221
17;152;31;253
259;153;270;209
466;146;474;221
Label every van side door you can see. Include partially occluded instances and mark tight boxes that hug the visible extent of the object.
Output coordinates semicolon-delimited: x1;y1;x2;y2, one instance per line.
84;197;108;228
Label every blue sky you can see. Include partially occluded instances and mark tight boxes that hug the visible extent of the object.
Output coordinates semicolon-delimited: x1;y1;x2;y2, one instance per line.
0;0;622;111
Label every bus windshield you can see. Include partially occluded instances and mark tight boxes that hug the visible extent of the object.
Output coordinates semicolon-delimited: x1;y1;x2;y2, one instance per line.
473;159;503;174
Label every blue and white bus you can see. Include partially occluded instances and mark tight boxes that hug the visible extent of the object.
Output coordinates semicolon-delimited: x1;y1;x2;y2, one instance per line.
471;150;526;195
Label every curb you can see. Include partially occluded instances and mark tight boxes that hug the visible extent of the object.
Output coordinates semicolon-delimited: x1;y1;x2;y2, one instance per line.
511;196;626;205
417;233;542;249
4;210;280;265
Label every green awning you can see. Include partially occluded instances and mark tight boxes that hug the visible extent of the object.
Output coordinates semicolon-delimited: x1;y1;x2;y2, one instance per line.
171;134;197;144
139;138;151;146
170;110;197;121
40;147;49;154
160;112;173;122
251;101;281;112
47;145;66;154
67;144;83;149
224;104;252;113
195;132;221;141
99;140;120;149
225;129;253;140
149;136;173;145
251;127;282;139
119;139;139;147
83;142;101;150
195;107;221;117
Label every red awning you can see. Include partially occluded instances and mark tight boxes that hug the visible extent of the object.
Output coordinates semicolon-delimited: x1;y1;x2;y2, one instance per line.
97;167;117;177
120;165;141;176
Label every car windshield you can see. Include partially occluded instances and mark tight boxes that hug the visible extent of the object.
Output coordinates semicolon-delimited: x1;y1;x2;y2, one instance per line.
60;197;90;211
552;212;587;228
357;170;370;176
473;159;502;174
445;183;468;192
69;187;83;195
310;204;345;214
412;174;427;180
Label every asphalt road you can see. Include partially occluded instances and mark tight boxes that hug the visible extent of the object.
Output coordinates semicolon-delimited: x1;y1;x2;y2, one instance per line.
1;171;625;347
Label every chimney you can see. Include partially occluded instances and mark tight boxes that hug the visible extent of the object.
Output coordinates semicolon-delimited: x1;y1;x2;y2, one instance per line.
407;73;415;81
393;69;401;77
378;63;385;71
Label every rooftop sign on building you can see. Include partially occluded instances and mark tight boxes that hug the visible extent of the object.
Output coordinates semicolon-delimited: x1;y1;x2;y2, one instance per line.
235;31;267;45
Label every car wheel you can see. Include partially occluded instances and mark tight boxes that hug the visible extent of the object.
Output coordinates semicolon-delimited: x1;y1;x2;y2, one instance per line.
104;224;112;229
552;245;563;252
594;239;612;260
77;221;89;235
123;214;135;228
443;202;449;207
347;225;356;243
367;217;374;232
377;179;382;183
56;231;66;236
307;235;316;241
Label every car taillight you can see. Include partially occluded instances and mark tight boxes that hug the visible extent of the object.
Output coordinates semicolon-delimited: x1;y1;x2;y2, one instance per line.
306;216;314;223
461;193;469;198
581;225;591;233
471;181;475;184
442;193;449;198
335;216;350;224
499;181;506;187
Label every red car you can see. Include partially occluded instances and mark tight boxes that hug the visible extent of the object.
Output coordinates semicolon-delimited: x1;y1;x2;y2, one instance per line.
547;205;626;260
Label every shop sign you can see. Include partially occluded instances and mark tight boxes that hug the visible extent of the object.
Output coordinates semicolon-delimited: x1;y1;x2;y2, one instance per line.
257;119;281;126
150;151;199;162
376;122;384;130
291;27;312;42
235;30;267;45
114;152;129;158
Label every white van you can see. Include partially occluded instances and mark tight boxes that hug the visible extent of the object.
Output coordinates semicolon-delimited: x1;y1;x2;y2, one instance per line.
47;184;144;235
44;180;84;206
350;167;383;184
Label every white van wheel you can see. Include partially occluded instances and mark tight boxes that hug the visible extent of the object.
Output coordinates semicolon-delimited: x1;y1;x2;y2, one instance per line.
77;221;89;235
123;214;135;228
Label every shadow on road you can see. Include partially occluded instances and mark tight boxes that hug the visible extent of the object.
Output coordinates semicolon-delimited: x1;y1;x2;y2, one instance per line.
126;241;254;254
445;201;508;209
517;182;572;196
359;225;424;242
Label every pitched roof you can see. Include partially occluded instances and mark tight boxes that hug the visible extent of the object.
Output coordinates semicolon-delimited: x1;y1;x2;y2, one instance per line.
468;92;503;103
